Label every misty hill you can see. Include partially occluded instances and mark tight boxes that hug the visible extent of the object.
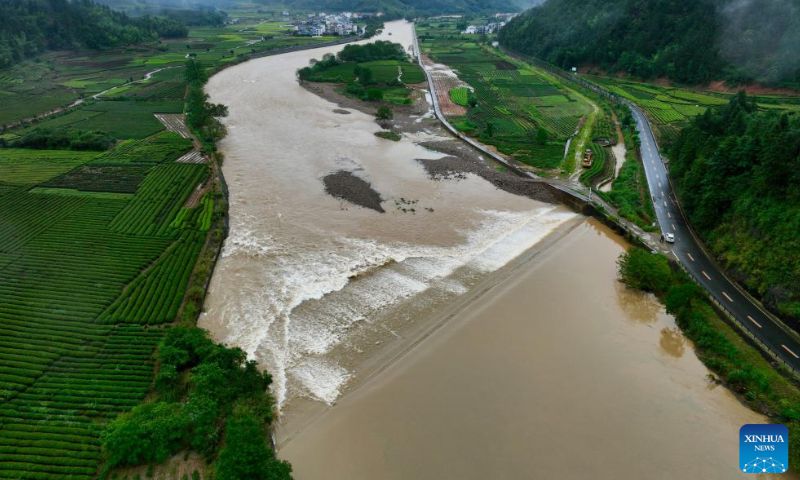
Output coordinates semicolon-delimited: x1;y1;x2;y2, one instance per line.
0;0;187;69
498;0;800;86
258;0;519;16
97;0;519;16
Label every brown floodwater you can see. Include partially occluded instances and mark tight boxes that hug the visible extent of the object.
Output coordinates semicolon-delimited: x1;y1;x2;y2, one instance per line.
279;220;783;479
201;20;787;479
201;20;575;407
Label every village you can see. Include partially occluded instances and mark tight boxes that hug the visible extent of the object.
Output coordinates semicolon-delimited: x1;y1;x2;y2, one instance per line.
293;12;370;36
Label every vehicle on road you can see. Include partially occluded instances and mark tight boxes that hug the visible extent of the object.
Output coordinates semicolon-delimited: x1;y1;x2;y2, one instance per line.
664;232;675;243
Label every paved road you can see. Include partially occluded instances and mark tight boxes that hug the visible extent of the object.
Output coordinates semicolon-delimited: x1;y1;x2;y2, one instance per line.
631;104;800;372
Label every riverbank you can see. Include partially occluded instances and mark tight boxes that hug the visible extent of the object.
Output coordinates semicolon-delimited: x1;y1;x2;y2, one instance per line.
196;19;796;480
279;219;769;479
299;73;561;206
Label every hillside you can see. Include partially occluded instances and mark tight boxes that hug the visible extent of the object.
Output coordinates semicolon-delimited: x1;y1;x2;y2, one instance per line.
498;0;800;86
270;0;518;16
0;0;187;69
670;93;800;320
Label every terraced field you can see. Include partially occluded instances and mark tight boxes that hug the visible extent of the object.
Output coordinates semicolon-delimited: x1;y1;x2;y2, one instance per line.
0;15;339;130
0;135;210;478
417;18;592;171
588;76;800;144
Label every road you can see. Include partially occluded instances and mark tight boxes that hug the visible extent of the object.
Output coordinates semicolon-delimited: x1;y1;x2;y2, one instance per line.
414;24;800;373
631;104;800;372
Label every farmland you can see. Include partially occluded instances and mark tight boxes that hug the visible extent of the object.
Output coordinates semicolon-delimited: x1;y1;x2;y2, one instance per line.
0;12;339;131
0;6;341;478
417;17;593;173
0;131;211;477
587;76;800;144
299;43;427;106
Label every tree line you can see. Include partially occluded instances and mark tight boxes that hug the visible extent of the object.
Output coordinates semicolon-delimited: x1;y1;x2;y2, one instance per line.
498;0;800;86
0;0;187;69
669;92;800;320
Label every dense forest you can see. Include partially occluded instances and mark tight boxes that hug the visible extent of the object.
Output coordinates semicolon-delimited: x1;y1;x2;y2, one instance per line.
669;93;800;320
498;0;800;85
276;0;517;16
0;0;187;69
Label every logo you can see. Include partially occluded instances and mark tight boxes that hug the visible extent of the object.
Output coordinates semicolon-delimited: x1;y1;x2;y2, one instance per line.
740;424;789;474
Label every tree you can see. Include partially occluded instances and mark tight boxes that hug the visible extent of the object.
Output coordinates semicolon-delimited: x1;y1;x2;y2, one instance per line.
215;409;292;480
617;247;673;294
355;65;374;86
536;127;548;145
376;106;393;120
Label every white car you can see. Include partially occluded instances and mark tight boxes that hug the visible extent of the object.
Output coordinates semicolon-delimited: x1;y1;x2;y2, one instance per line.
664;232;675;243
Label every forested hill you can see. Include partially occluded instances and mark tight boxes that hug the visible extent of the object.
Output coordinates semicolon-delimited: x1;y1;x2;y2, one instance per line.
670;93;800;320
275;0;518;16
498;0;800;86
0;0;187;69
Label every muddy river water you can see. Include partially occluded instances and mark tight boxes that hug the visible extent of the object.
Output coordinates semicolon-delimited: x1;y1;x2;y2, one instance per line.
203;20;781;479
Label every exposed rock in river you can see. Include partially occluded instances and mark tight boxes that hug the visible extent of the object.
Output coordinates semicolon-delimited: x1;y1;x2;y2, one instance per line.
323;170;385;213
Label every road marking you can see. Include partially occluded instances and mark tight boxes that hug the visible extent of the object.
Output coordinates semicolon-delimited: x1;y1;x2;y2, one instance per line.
663;201;667;207
687;252;694;262
747;315;762;328
667;212;671;218
782;344;800;359
702;270;711;280
671;223;676;231
722;291;733;302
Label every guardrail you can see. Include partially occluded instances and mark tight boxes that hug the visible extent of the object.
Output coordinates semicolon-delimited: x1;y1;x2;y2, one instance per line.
418;28;800;376
673;254;800;378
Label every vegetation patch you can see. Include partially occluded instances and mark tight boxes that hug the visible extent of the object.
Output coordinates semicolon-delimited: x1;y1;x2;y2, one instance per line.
449;86;470;106
618;247;800;474
670;93;800;320
299;41;424;105
375;130;401;141
101;327;290;479
417;18;592;173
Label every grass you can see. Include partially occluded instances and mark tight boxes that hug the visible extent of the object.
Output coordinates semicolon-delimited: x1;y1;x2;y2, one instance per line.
600;132;656;230
0;148;96;185
302;59;425;105
588;75;800;144
0;8;341;478
0;127;207;480
375;130;401;141
22;100;184;139
417;17;593;173
449;86;470;106
579;143;608;186
0;16;343;130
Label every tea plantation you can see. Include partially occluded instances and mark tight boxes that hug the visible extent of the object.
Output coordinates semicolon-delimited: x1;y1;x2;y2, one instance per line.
0;133;209;478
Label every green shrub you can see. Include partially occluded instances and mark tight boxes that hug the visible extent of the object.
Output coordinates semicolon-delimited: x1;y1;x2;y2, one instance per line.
376;106;393;120
617;247;672;294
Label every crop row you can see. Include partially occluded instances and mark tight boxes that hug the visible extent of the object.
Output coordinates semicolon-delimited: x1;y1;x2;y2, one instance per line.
0;149;96;187
92;131;192;166
109;163;208;236
0;177;177;477
100;229;205;324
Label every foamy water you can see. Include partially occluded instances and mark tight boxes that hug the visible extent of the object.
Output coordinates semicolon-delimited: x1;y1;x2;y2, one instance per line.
200;21;575;408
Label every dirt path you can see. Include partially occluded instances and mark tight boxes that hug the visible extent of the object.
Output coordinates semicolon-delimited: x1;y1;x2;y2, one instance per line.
1;66;180;131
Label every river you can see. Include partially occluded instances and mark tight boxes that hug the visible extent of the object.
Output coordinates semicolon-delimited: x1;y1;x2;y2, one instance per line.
202;20;781;479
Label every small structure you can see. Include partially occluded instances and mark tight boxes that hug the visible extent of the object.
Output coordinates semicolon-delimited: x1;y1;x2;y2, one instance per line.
582;149;594;168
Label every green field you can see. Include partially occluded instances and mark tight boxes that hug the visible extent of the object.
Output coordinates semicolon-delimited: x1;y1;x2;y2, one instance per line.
302;57;425;105
449;86;470;106
0;7;342;477
0;15;340;129
588;76;800;144
0;133;212;478
417;17;593;172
